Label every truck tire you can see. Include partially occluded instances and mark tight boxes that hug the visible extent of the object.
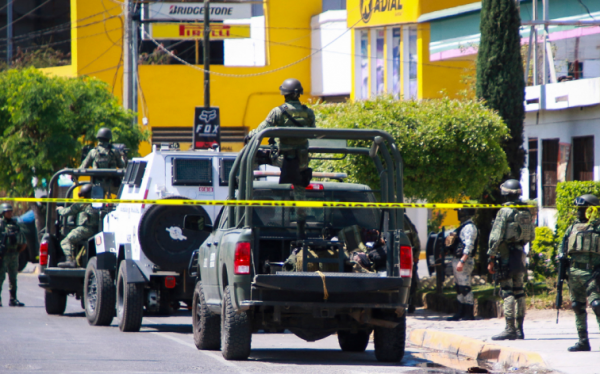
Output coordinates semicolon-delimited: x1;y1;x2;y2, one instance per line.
337;330;370;352
138;196;211;272
116;260;144;332
221;286;252;360
193;282;221;350
84;257;115;326
374;314;406;362
44;290;67;315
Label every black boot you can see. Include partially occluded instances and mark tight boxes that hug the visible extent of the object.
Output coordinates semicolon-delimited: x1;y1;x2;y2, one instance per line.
568;331;591;352
9;290;24;307
515;317;525;340
58;256;77;268
447;302;464;321
296;221;307;241
492;318;517;340
461;303;475;321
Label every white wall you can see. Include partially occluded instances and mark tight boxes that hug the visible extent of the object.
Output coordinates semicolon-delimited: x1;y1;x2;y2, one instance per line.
405;207;428;254
223;16;266;67
310;10;351;97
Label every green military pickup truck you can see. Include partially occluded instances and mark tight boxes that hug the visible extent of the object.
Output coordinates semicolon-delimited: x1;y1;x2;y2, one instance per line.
188;128;413;362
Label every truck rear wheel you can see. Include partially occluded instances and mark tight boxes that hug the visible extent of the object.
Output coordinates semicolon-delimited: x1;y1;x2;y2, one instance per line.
44;290;67;315
84;257;115;326
193;282;221;350
337;330;370;352
116;260;144;332
221;286;252;360
374;314;406;362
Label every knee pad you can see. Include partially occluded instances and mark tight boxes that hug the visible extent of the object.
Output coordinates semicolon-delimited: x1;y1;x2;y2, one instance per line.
591;300;600;317
572;301;587;315
501;287;514;299
457;285;472;296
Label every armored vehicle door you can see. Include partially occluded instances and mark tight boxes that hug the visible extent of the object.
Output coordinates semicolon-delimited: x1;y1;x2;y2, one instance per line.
203;207;228;302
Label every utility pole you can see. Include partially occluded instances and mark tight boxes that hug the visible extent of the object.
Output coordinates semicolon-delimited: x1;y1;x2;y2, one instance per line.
532;0;538;86
123;0;138;125
7;0;12;66
203;0;210;108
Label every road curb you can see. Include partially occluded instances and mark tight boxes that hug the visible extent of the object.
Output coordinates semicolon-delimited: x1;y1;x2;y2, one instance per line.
408;329;546;368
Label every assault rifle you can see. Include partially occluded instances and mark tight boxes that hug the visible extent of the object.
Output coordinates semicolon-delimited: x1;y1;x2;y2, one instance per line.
556;235;569;324
0;233;6;271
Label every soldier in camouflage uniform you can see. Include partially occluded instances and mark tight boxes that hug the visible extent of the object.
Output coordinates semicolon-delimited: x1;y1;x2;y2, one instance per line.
558;194;600;352
487;179;536;340
80;128;124;196
447;207;478;321
246;79;316;239
57;185;100;268
0;203;27;307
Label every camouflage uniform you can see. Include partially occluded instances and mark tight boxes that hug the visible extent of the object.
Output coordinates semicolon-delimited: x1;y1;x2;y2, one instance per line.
58;204;100;260
249;100;316;222
0;216;26;304
488;202;535;339
404;215;421;312
559;218;600;349
452;220;478;305
80;141;124;195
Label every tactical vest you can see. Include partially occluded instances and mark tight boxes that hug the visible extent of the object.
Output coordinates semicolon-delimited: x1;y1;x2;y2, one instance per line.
77;205;100;228
567;222;600;255
0;218;21;251
278;103;313;149
504;208;535;243
445;221;478;258
93;145;116;169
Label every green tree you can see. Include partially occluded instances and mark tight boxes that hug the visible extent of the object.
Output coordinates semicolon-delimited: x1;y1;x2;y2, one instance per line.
0;67;149;229
312;96;509;203
475;0;526;272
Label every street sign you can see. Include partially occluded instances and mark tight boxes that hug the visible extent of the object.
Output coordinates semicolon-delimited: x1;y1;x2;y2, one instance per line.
193;107;221;150
143;2;251;21
150;23;250;40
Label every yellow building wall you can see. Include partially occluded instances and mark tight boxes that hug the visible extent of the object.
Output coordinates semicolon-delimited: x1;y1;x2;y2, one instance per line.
65;0;321;157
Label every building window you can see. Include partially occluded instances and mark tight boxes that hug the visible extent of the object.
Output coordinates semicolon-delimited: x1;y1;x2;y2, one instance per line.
251;4;264;16
360;30;369;99
375;29;385;95
408;26;418;99
392;28;401;96
528;138;538;200
573;136;594;181
322;0;346;11
542;139;559;207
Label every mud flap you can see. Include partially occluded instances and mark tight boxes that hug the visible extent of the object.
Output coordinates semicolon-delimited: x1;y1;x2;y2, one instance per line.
97;252;117;271
124;259;147;283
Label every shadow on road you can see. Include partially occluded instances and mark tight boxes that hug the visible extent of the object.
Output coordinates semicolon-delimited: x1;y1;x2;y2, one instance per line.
247;349;427;367
140;324;193;334
62;312;85;318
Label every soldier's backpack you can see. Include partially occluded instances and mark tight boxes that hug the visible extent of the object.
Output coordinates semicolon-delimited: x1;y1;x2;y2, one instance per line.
93;145;117;169
505;209;535;243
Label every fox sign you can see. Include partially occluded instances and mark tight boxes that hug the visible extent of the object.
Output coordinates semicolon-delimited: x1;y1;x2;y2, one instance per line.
194;107;221;150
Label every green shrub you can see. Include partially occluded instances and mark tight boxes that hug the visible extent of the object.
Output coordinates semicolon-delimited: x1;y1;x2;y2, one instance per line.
555;181;600;239
529;226;557;281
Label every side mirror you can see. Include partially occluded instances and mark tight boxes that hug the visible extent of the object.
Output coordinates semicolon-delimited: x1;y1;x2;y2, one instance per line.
184;215;212;233
91;185;104;210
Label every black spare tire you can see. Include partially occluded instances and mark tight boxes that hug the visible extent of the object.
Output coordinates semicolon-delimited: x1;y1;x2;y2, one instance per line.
138;196;211;271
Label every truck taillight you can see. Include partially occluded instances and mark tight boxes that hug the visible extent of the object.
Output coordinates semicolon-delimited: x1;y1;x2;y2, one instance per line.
399;245;413;278
39;241;48;266
234;242;251;275
165;276;176;289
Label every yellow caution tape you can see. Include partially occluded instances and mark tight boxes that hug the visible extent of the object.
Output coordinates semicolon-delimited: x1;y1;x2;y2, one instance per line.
0;196;537;209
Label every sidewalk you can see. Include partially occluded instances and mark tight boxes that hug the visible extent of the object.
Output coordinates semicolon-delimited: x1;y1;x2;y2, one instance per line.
407;308;599;374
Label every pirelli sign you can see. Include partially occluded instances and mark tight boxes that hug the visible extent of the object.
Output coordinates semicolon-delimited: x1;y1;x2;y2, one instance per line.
143;2;252;21
150;23;251;40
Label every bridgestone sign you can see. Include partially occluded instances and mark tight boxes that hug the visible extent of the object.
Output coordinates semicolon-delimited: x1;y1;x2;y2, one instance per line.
143;2;252;21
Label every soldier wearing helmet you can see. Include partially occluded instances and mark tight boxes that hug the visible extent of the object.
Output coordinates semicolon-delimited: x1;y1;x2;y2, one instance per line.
245;78;316;239
488;179;536;340
558;194;600;352
0;203;27;307
80;128;125;196
56;185;100;268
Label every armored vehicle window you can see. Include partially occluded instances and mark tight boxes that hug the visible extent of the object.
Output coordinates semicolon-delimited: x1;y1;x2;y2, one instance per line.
172;158;212;186
127;161;147;187
219;159;235;186
123;163;134;184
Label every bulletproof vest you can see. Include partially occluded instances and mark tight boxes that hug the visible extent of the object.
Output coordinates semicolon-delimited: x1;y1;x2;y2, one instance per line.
567;222;600;255
93;144;116;169
77;204;99;228
445;221;478;258
278;103;313;148
1;218;21;250
504;208;535;243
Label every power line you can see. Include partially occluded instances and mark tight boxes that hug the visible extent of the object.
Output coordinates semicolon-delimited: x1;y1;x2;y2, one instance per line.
0;0;53;33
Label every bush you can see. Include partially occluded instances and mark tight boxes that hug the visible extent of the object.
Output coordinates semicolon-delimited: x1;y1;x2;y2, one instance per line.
555;181;600;239
529;227;557;281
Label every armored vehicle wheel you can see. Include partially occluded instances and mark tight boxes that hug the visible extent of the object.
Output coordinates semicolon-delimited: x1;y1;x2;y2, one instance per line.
374;314;406;362
221;286;252;360
138;196;211;272
84;257;115;326
193;282;221;350
337;330;370;352
44;290;67;315
116;260;144;332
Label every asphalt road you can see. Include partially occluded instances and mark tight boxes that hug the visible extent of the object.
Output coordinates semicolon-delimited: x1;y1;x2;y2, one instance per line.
0;271;463;374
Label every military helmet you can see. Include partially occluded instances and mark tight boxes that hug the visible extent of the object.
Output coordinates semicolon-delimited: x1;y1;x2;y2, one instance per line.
574;194;600;207
78;184;93;198
500;179;522;196
279;78;303;96
96;127;112;141
0;203;13;214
